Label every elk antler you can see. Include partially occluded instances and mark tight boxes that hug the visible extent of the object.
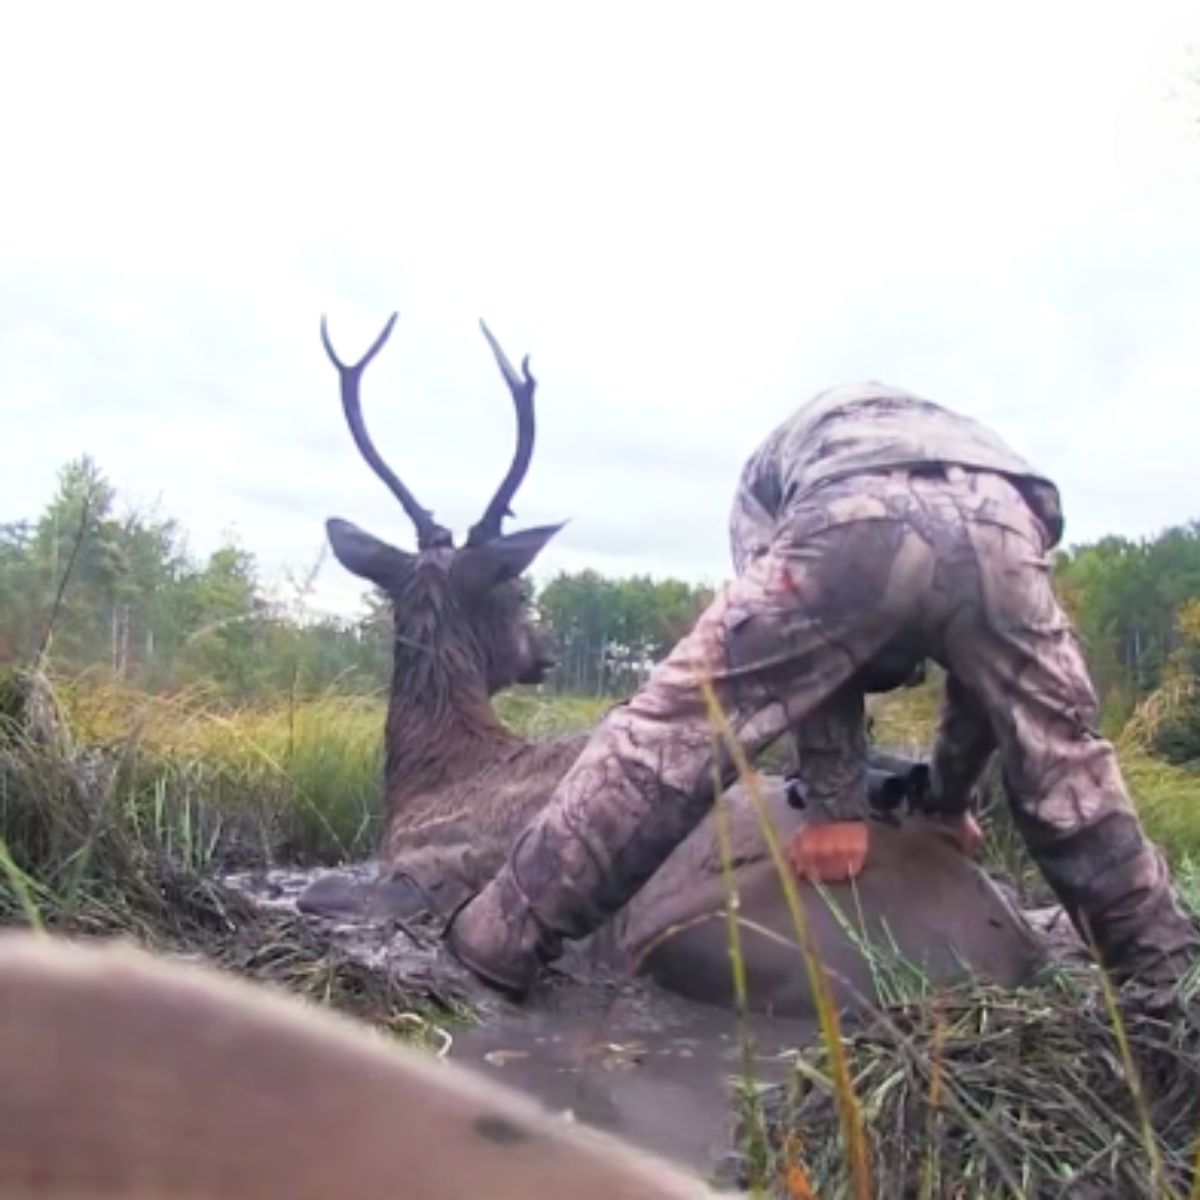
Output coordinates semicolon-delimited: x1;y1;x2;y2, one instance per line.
467;320;537;547
321;314;453;551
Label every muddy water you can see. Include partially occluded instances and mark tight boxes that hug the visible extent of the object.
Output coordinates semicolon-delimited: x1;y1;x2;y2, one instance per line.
447;970;814;1182
224;866;813;1184
225;865;1082;1186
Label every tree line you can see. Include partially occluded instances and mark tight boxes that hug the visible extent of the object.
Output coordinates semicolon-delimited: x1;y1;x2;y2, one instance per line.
1055;529;1200;722
0;458;713;701
3;458;1200;753
0;458;391;696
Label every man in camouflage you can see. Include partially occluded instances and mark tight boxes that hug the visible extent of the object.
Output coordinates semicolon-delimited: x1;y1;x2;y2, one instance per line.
445;383;1199;1001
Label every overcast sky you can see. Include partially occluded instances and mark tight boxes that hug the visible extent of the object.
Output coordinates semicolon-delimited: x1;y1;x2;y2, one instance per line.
2;2;1198;618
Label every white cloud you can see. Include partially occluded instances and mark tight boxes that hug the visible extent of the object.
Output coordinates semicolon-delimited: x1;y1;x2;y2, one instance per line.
1;0;1197;616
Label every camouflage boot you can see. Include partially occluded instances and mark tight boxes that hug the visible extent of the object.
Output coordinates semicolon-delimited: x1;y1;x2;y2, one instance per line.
441;869;562;1000
1030;810;1199;1004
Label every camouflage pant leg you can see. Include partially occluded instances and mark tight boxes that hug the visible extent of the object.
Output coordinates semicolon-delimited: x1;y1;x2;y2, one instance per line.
459;504;937;951
790;686;870;820
934;474;1199;983
927;672;998;814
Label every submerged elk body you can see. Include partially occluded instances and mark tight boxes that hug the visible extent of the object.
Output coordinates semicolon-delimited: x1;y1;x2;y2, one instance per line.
301;315;1045;1016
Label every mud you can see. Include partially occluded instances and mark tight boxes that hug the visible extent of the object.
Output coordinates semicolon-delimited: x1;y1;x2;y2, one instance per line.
225;863;1085;1185
226;866;810;1184
448;973;812;1184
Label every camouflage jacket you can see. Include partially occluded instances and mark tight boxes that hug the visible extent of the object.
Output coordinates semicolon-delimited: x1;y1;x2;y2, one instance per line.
729;383;1064;573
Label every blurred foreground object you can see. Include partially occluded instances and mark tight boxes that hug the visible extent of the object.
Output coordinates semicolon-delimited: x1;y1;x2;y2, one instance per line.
0;932;723;1199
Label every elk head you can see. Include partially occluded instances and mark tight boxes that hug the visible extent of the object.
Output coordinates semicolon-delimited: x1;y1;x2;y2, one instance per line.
322;314;564;694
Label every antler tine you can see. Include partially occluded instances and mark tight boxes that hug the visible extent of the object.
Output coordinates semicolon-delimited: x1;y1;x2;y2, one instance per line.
321;313;453;551
466;320;537;547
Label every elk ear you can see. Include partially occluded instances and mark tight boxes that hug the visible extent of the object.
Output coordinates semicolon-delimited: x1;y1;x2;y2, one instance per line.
326;518;415;590
451;522;566;597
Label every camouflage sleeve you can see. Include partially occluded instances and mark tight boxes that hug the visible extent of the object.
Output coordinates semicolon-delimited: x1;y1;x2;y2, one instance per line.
789;686;870;820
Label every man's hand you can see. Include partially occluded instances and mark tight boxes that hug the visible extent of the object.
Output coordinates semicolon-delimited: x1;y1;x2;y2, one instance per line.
786;812;983;886
786;821;870;883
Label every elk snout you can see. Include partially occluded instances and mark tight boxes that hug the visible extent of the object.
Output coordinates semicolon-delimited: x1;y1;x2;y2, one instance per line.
518;626;559;684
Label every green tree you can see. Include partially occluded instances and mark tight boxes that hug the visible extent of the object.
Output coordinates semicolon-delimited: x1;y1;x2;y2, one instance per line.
1055;521;1200;728
537;570;714;695
26;456;125;667
0;521;38;663
175;544;268;694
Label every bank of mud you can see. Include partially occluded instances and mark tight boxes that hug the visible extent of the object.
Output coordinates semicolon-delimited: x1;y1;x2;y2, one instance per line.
223;864;817;1186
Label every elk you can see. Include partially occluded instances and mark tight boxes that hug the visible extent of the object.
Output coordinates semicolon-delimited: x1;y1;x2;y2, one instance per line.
308;314;592;918
301;314;1047;1016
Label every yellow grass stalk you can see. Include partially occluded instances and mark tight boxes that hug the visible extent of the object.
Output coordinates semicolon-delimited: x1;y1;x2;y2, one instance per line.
698;676;871;1200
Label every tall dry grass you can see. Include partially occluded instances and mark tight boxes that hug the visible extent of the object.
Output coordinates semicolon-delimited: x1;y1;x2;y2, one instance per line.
26;672;610;868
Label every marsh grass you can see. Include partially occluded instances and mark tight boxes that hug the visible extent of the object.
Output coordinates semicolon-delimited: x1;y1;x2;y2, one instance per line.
0;663;603;951
0;666;499;1035
701;676;873;1200
7;662;1200;1196
707;677;1200;1198
751;971;1200;1198
495;689;613;737
730;875;1200;1197
27;671;606;869
58;673;387;865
